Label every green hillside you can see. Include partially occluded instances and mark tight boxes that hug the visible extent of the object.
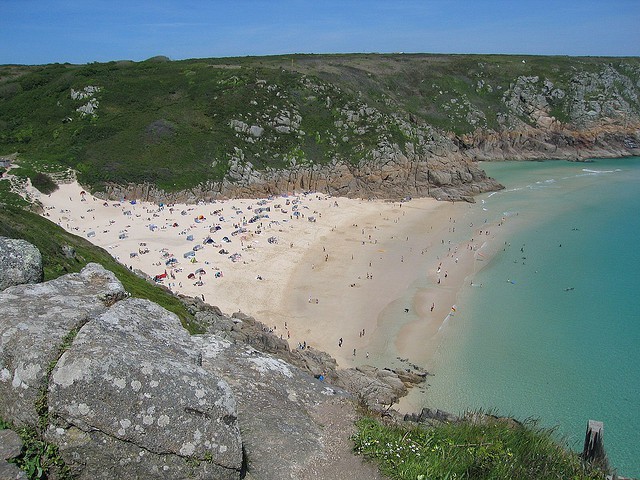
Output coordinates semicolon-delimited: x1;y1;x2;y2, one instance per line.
1;53;639;200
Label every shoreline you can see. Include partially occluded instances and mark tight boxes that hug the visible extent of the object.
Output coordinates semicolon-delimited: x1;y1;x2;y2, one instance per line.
32;180;512;411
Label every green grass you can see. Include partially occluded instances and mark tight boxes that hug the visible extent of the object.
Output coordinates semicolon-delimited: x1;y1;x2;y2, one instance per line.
1;417;72;480
0;177;30;207
352;415;607;480
0;204;201;333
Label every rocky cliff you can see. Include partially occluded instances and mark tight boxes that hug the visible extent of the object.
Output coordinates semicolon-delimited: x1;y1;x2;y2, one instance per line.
0;237;43;291
1;54;639;205
0;238;425;479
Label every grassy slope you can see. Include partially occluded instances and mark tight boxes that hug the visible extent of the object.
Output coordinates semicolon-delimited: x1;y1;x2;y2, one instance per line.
0;58;367;191
1;54;639;199
353;416;607;480
0;204;200;333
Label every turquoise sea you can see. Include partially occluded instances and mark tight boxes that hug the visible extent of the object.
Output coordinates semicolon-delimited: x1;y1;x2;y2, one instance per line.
424;157;640;476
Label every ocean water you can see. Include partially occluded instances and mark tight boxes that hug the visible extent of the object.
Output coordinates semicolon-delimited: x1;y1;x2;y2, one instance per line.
423;157;640;476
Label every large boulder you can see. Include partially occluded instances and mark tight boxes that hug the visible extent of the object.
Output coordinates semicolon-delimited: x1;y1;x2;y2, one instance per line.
335;365;408;410
0;263;125;426
46;298;243;479
193;335;366;480
0;429;27;480
0;237;43;291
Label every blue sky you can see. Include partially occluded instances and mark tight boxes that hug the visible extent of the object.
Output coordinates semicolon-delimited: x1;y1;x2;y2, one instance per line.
1;0;639;65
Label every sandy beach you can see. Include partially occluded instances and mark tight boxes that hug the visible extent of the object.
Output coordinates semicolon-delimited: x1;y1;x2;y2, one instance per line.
33;180;509;396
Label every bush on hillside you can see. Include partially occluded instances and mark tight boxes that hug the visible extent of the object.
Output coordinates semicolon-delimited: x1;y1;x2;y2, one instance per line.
31;173;58;195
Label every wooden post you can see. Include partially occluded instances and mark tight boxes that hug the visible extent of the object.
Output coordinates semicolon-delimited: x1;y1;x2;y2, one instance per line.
582;420;608;469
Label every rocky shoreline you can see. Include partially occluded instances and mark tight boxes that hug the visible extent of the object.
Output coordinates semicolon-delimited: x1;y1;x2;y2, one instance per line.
98;126;639;205
181;296;430;409
100;150;503;205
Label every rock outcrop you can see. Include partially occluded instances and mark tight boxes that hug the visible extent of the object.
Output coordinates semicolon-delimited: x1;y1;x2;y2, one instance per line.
191;304;428;411
459;123;640;162
0;429;27;480
0;240;398;479
403;407;460;426
0;263;125;427
46;298;243;479
101;152;502;205
0;237;43;290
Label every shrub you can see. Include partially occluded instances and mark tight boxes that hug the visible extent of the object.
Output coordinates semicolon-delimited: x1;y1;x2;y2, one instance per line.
30;173;58;195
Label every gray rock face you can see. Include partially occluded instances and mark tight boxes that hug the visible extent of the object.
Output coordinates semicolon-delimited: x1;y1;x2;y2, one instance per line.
335;365;408;409
104;149;502;205
0;263;125;426
403;407;459;426
0;462;27;480
198;307;427;413
0;261;382;479
192;334;348;479
0;429;23;460
47;298;242;479
0;237;43;291
0;429;26;480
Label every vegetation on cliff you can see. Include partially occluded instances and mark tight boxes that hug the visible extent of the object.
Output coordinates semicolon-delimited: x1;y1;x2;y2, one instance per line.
353;415;607;480
1;54;639;200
